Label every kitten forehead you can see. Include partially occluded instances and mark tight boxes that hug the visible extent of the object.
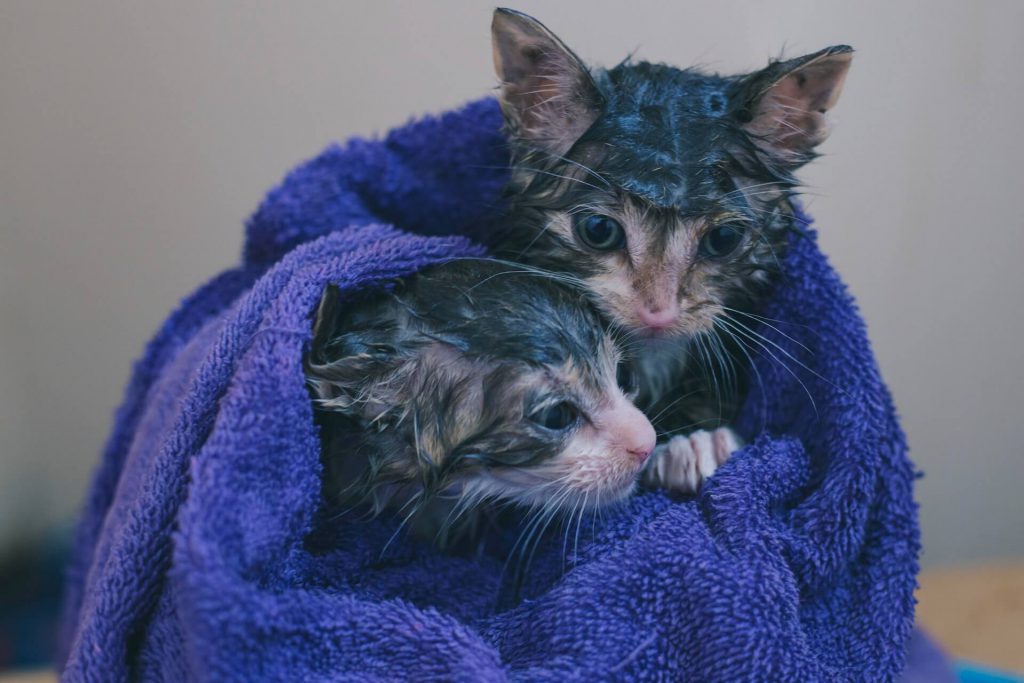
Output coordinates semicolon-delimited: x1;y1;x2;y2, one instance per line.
410;260;609;368
580;63;735;208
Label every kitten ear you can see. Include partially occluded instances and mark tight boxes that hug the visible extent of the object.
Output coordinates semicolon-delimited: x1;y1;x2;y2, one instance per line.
730;46;853;167
307;286;400;414
311;284;342;353
492;8;604;154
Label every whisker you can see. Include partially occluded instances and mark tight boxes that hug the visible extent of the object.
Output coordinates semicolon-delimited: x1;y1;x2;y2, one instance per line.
717;317;820;418
721;315;845;397
647;388;703;425
720;306;814;353
507;165;606;192
712;320;768;434
694;334;725;418
515;490;568;583
572;492;588;564
657;417;725;438
707;329;738;408
561;496;580;572
378;490;425;560
538;149;611;187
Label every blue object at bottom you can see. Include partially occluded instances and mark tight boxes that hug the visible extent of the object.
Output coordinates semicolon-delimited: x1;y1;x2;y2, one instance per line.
957;662;1024;683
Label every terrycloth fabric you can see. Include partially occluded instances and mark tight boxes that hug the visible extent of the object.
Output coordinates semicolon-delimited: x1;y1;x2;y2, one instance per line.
59;98;921;682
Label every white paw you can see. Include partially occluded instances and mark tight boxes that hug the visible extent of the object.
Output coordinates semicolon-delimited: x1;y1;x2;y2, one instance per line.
641;427;741;494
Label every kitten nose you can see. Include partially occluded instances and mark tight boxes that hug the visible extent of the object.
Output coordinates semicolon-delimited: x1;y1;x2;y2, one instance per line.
606;399;657;464
638;303;679;330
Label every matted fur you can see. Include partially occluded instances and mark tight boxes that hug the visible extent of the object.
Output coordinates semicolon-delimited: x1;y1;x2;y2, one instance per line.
305;259;654;546
492;9;852;433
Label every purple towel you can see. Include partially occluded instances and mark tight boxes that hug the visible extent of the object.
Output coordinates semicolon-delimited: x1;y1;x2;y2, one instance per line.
59;98;923;681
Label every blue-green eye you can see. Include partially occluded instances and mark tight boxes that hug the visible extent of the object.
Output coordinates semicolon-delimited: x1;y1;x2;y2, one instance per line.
700;223;745;258
529;401;579;431
575;215;626;251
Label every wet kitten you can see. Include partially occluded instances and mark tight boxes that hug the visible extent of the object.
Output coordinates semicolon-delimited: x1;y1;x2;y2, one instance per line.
305;260;655;547
491;8;851;493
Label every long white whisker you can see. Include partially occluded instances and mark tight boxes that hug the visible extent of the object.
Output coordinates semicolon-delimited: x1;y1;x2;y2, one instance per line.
713;320;769;430
572;492;588;563
721;306;814;352
722;316;845;397
717;317;820;418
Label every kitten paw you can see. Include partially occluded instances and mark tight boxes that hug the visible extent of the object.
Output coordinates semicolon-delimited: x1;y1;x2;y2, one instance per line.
641;427;741;494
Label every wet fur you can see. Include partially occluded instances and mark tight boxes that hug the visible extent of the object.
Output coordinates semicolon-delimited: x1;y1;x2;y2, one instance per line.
306;260;648;547
492;8;851;434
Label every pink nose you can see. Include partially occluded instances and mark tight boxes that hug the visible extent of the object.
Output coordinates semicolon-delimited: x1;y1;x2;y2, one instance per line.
604;398;657;465
637;304;678;330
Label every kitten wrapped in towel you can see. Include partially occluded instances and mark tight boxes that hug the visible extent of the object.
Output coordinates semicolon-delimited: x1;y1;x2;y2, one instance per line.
306;260;656;547
491;8;851;493
58;10;920;679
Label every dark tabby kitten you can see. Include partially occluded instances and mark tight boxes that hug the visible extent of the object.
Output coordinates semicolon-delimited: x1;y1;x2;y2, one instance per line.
306;260;655;547
491;8;851;493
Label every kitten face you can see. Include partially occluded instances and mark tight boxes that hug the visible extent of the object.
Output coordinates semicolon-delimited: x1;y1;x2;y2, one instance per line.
306;262;656;520
492;9;851;339
406;338;656;511
503;183;770;340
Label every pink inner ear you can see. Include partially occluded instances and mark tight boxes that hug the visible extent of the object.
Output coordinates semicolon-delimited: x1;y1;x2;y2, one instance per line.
750;53;852;155
787;56;851;113
498;43;602;153
492;12;603;154
513;46;575;118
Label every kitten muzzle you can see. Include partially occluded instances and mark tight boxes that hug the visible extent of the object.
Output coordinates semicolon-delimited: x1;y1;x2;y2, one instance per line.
637;304;680;332
602;397;657;466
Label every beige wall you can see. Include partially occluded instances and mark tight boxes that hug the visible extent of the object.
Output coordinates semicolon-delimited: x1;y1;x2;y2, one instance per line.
2;0;1022;566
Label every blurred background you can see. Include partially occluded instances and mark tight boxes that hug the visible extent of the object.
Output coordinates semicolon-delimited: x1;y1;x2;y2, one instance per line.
2;0;1022;677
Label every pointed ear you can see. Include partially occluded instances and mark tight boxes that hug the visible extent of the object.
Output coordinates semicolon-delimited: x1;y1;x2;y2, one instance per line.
730;46;853;166
491;8;604;154
310;284;342;353
307;286;400;414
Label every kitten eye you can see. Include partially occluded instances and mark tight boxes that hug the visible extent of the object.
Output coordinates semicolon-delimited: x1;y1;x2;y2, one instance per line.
616;362;637;395
575;215;626;251
528;401;580;431
699;223;745;258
